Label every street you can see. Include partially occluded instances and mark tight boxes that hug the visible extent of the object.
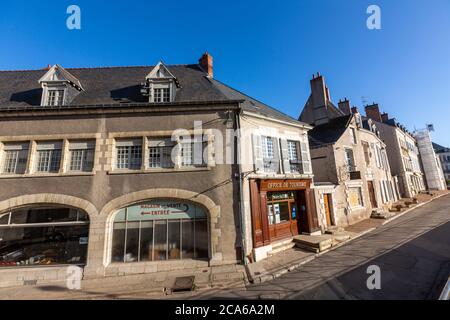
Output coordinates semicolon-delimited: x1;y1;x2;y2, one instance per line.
189;194;450;300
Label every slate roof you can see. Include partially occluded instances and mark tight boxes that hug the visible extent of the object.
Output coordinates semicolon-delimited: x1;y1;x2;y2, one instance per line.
0;63;308;126
308;114;353;147
433;142;450;153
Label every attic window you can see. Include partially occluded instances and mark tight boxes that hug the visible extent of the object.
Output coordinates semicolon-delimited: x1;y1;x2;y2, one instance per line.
47;90;65;106
154;87;170;103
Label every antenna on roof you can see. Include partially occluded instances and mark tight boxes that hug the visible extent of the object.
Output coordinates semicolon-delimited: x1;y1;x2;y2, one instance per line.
361;96;368;106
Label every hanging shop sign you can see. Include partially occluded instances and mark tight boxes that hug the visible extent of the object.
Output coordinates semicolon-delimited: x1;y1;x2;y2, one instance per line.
115;199;206;221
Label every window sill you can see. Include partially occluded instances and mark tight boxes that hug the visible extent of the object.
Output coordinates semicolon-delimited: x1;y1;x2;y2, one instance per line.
108;167;211;175
0;172;95;179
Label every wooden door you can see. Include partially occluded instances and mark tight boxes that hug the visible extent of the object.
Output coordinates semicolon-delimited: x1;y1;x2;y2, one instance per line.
323;194;332;226
367;181;378;208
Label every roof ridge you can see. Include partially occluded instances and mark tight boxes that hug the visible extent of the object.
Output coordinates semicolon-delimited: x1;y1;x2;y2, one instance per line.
0;63;197;73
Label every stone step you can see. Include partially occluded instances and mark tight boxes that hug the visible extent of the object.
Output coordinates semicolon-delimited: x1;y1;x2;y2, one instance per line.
293;234;333;253
325;226;345;235
268;242;296;256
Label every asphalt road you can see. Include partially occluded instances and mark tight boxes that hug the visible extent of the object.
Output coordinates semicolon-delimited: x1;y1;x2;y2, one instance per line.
192;194;450;300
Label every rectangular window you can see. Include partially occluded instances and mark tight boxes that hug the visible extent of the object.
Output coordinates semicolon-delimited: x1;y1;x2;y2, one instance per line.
153;88;170;103
345;148;356;171
1;142;29;174
348;187;363;207
47;90;64;106
262;136;279;173
68;140;95;172
287;140;301;173
148;138;175;168
350;128;357;144
180;136;207;167
115;139;142;170
35;141;62;173
362;141;370;165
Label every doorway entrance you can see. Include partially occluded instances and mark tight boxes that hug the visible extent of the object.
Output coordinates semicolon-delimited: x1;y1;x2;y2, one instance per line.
323;193;333;227
367;181;378;208
266;191;300;240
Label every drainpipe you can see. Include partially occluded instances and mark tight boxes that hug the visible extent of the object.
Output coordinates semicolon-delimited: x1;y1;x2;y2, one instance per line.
235;106;248;265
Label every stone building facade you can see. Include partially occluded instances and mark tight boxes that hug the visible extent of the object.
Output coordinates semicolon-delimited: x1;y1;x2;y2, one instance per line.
299;75;397;228
413;128;446;191
433;143;450;188
364;105;426;198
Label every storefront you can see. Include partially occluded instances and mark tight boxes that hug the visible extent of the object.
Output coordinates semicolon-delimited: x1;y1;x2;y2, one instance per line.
0;206;89;268
249;179;319;248
110;199;209;263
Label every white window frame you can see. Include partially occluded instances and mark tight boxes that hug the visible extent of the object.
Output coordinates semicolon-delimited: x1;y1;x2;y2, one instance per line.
0;142;29;175
43;87;66;107
68;140;95;172
115;139;143;170
35;141;63;173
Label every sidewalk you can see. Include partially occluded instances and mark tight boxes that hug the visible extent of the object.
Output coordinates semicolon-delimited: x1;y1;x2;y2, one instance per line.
0;264;247;300
245;190;450;284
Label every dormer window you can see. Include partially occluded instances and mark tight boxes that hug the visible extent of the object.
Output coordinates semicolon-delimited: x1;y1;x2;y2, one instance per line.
143;61;180;103
47;89;65;106
38;64;83;107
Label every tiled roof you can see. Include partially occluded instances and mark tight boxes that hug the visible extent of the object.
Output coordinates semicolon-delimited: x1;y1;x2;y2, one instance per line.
308;114;353;147
0;64;308;126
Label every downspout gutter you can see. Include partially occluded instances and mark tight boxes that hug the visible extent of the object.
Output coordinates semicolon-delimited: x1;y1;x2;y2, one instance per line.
235;105;248;265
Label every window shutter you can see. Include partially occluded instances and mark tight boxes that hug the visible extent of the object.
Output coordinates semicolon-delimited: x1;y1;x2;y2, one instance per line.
252;134;263;172
280;139;290;173
300;141;311;174
272;137;280;173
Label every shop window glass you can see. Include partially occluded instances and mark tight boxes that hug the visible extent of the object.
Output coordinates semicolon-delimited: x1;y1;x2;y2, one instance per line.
111;200;208;263
181;220;195;259
154;220;168;261
111;222;126;262
124;222;139;262
0;207;89;268
168;220;181;260
139;221;153;262
195;219;208;259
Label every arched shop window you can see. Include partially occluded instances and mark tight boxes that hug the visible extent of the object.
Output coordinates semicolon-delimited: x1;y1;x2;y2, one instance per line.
0;206;89;267
112;199;208;263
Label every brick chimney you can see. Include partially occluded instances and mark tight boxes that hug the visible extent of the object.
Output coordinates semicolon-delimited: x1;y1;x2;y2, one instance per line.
310;72;329;108
199;52;213;78
381;112;389;123
338;98;351;115
365;103;382;122
351;106;359;114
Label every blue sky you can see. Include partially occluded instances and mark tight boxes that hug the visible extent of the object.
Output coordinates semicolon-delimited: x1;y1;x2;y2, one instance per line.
1;0;450;146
